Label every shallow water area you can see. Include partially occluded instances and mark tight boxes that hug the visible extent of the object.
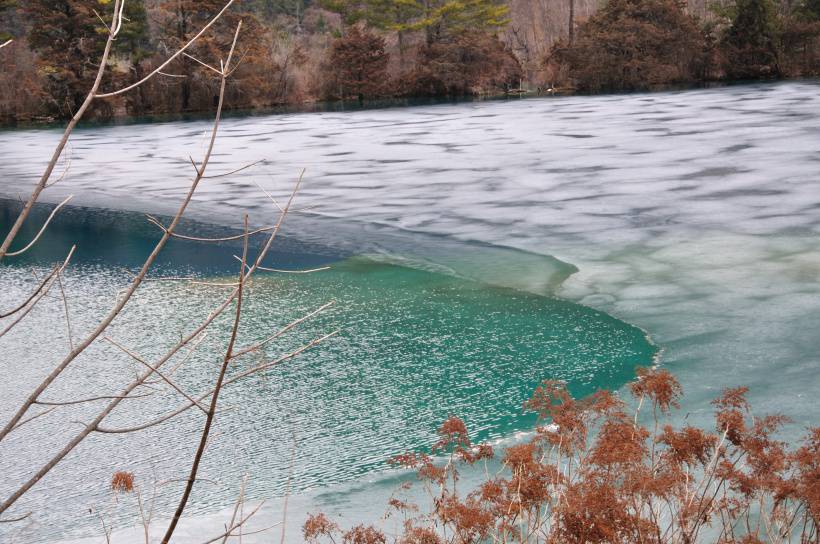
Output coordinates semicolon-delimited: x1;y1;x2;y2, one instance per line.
1;80;820;542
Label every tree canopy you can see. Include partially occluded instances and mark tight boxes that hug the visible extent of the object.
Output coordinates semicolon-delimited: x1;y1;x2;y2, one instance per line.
550;0;709;91
321;0;509;43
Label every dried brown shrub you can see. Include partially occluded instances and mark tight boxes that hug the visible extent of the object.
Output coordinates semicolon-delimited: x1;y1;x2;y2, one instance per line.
629;367;682;413
304;512;341;542
307;368;818;544
342;524;387;544
110;471;135;493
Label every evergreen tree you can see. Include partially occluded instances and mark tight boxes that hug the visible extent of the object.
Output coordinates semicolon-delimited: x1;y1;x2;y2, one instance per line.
321;0;508;45
23;1;106;116
723;0;782;77
21;0;150;118
249;0;310;27
157;1;266;111
405;0;509;44
328;26;389;101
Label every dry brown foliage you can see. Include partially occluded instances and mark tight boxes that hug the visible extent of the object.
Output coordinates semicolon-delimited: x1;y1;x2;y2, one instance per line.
323;26;391;101
548;0;712;92
306;368;819;543
402;32;522;96
305;512;343;542
110;471;135;493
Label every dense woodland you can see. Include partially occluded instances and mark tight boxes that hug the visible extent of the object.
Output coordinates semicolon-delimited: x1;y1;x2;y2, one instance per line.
0;0;819;122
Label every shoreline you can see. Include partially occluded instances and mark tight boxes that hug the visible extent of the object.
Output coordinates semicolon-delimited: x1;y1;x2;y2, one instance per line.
0;76;796;131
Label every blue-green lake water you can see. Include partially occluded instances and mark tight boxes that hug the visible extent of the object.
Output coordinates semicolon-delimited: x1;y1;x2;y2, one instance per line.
1;81;819;543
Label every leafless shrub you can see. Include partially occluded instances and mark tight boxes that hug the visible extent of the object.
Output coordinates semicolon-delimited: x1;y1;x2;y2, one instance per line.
307;369;817;544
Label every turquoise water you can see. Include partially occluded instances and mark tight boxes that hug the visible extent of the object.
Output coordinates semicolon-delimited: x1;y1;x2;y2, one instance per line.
0;204;655;542
1;80;819;542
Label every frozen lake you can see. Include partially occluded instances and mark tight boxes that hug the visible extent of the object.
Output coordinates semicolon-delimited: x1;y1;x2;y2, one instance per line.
1;80;819;542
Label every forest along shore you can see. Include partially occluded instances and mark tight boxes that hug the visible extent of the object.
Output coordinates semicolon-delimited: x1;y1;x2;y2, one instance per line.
2;0;820;124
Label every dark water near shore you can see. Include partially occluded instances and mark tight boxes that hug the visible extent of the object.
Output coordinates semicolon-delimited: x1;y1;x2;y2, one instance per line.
1;80;819;542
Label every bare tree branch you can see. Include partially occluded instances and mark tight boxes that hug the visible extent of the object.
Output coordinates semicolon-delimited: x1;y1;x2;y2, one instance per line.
1;121;312;525
0;6;238;448
96;330;339;435
0;0;124;262
203;159;265;179
103;336;210;415
162;134;249;544
56;271;74;351
0;245;76;322
0;12;249;518
146;215;275;242
0;512;31;524
4;194;73;257
182;51;223;76
35;393;152;407
95;0;238;98
8;407;57;435
231;301;334;360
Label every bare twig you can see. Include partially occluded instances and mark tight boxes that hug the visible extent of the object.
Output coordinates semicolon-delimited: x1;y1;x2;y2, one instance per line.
258;265;330;274
92;9;112;32
200;501;271;544
8;407;57;435
0;265;59;320
161;25;245;543
56;271;74;351
166;332;209;378
45;147;72;188
4;194;73;257
95;330;339;435
103;336;210;415
254;180;286;212
146;215;275;242
95;0;238;98
232;255;331;275
35;393;152;407
230;301;334;359
0;245;76;323
221;475;249;544
0;512;31;523
203;159;265;179
182;51;222;76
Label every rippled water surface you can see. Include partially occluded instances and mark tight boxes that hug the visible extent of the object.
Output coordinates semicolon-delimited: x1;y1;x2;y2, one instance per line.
1;81;819;543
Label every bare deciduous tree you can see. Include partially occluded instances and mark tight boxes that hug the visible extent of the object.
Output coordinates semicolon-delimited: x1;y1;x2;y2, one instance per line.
0;1;336;539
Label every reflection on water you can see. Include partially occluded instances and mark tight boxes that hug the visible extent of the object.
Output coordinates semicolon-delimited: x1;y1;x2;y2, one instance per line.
2;80;820;542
